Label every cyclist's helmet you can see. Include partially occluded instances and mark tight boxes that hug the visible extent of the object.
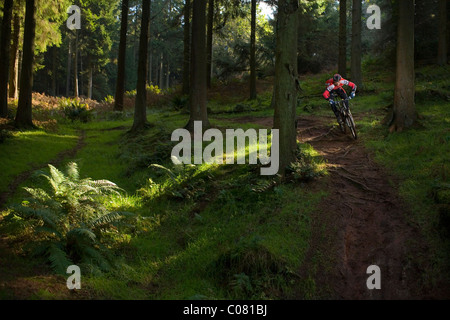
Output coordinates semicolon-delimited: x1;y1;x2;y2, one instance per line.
333;74;342;82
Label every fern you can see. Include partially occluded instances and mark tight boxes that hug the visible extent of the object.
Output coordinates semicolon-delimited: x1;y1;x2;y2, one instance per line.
48;243;73;275
8;162;135;274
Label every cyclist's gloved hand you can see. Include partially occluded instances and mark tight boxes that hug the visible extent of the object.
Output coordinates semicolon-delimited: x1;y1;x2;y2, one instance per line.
350;91;356;99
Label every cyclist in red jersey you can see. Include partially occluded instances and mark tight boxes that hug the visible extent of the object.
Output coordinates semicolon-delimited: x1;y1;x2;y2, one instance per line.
323;74;357;125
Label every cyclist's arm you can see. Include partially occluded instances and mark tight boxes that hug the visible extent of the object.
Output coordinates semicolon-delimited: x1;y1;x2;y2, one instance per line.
343;79;357;92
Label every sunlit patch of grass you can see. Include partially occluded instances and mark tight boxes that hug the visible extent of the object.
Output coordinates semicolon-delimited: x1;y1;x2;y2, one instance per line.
0;129;78;194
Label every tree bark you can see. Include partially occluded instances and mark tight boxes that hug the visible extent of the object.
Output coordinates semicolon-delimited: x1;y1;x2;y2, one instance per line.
159;53;164;89
206;0;214;88
0;0;14;118
249;0;257;100
437;0;447;65
131;0;151;132
185;0;209;131
391;0;416;132
15;0;36;128
66;37;72;97
338;0;347;78
115;0;129;111
351;0;362;87
182;0;191;95
52;46;57;96
273;0;299;175
88;66;93;100
9;11;20;100
74;30;79;98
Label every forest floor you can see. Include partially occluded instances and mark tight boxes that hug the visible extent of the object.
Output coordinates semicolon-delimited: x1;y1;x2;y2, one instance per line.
1;65;449;300
231;114;450;299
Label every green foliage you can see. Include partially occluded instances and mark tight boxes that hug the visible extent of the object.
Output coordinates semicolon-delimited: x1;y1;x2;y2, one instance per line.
288;143;327;182
139;164;212;201
7;162;134;274
59;98;93;123
0;129;13;143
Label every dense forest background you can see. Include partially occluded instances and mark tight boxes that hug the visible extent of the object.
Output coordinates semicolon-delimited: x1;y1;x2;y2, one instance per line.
0;0;447;101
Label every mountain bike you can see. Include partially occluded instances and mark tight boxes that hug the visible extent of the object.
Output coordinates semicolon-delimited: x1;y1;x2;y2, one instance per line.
332;93;357;140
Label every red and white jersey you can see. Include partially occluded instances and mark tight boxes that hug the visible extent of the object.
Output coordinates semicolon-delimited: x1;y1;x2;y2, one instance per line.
323;78;356;99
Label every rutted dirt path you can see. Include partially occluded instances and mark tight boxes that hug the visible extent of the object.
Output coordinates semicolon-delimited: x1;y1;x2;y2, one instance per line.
229;114;446;299
296;116;422;299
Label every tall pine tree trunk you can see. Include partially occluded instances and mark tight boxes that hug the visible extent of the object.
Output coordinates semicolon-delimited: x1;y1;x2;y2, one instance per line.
88;66;93;100
182;0;191;95
351;0;362;87
52;46;57;96
338;0;347;78
249;0;257;100
9;11;20;100
159;53;164;89
185;0;209;131
390;0;416;132
74;31;79;98
15;0;36;128
437;0;447;65
66;37;72;97
273;0;299;175
0;0;13;118
206;0;214;88
131;0;151;132
115;0;129;111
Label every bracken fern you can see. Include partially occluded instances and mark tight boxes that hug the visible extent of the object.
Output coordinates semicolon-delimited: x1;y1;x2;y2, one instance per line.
9;162;134;274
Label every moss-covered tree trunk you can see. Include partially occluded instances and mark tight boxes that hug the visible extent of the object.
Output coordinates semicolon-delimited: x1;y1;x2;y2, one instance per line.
437;0;447;66
273;0;299;176
15;0;36;128
250;0;257;100
338;0;347;78
351;0;362;87
131;0;151;132
185;0;210;132
114;0;129;111
390;0;416;132
0;0;14;118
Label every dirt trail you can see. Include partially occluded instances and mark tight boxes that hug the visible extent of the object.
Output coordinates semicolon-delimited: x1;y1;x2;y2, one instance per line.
231;114;444;299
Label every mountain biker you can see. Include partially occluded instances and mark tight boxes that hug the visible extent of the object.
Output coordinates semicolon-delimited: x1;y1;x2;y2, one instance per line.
322;74;357;125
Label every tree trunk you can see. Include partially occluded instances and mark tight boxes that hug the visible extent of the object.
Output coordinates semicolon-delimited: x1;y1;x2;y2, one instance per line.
166;62;170;89
273;0;299;175
351;0;362;87
15;0;36;128
66;37;72;97
159;53;164;89
74;30;79;98
338;0;347;78
249;0;257;100
206;0;214;88
52;46;57;96
0;0;14;118
88;66;93;100
437;0;447;65
182;0;191;95
131;0;151;132
185;0;209;131
9;11;20;100
115;0;129;111
391;0;416;132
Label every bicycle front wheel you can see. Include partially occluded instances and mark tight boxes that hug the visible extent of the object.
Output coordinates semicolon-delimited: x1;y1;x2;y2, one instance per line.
346;110;357;140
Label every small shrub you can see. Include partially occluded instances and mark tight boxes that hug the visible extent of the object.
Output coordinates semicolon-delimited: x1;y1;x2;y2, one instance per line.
288;143;327;182
6;162;134;274
60;98;92;123
0;129;13;143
